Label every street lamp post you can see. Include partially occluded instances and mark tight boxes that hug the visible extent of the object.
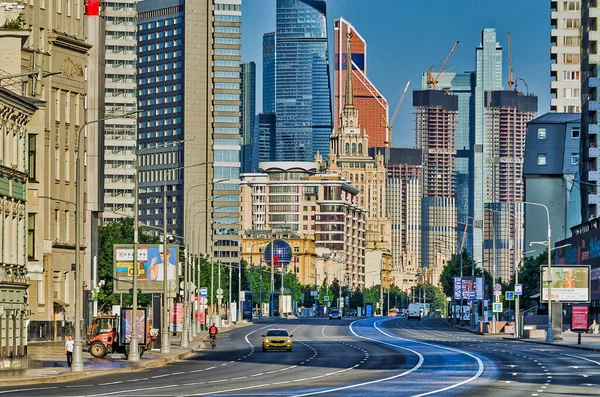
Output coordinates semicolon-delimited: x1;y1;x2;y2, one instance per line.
73;111;140;372
515;250;535;338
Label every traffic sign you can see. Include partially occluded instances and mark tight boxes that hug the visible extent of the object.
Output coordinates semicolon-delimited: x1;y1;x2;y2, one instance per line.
505;291;514;301
200;287;207;297
515;284;522;296
493;302;503;313
493;290;501;296
494;283;502;291
324;296;329;302
468;290;476;299
494;294;501;303
310;290;318;297
216;288;224;295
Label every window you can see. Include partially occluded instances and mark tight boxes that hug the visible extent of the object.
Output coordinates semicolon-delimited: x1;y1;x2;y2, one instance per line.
537;128;547;139
571;153;580;165
28;213;35;259
563;71;580;81
563;88;580;98
564;53;580;64
572;127;580;139
358;143;363;154
345;143;349;153
28;134;37;180
565;18;580;29
352;143;356;153
537;154;547;165
55;147;60;180
563;36;580;46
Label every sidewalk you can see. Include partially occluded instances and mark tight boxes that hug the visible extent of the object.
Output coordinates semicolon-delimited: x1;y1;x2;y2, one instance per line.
446;320;600;352
0;322;249;387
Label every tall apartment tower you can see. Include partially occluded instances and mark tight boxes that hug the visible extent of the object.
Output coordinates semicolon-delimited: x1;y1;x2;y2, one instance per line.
371;147;422;290
551;0;582;113
333;17;388;147
484;91;537;281
413;90;458;284
103;0;138;221
137;0;242;265
422;72;476;254
473;29;503;267
273;0;333;162
241;61;256;173
581;0;600;221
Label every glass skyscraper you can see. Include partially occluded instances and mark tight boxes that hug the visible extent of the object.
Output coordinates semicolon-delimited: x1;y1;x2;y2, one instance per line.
274;0;332;161
262;32;275;114
241;62;256;173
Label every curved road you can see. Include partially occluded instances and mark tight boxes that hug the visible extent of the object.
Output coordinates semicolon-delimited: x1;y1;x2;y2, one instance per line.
0;317;598;396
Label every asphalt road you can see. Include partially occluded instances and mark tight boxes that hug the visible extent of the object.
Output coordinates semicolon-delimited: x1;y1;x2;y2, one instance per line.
1;317;599;396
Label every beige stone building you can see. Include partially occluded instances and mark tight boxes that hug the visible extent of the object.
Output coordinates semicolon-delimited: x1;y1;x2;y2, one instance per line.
321;34;392;289
15;1;93;340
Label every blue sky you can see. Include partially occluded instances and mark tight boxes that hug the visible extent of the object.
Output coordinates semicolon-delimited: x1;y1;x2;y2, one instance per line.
241;0;551;148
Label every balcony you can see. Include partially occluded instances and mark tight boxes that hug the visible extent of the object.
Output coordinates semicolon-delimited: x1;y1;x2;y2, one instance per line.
590;147;600;158
590;77;600;88
590;124;600;135
589;101;600;111
588;194;600;205
589;171;600;181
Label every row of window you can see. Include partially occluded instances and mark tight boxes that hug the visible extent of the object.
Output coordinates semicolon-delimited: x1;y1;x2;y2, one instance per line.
139;17;183;31
139;53;182;63
215;37;241;45
139;95;182;107
138;117;182;128
214;116;239;123
139;39;183;52
138;128;182;140
215;71;239;78
139;83;183;96
537;127;579;140
214;149;240;162
537;153;579;166
215;26;241;34
215;94;239;101
216;60;239;67
215;82;240;90
215;127;239;135
215;104;239;112
215;48;240;56
139;74;183;84
215;15;241;23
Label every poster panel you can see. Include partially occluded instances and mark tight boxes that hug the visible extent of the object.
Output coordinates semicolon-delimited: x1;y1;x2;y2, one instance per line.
540;265;590;303
571;305;589;332
114;244;178;293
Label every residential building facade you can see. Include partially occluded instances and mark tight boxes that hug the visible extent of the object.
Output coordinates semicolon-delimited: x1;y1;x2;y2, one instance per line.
551;0;582;113
333;17;388;147
524;113;581;256
102;0;138;221
272;0;332;161
413;90;458;285
581;0;600;221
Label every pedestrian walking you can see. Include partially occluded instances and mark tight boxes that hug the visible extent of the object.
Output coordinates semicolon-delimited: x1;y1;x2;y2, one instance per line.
65;334;74;369
589;319;600;334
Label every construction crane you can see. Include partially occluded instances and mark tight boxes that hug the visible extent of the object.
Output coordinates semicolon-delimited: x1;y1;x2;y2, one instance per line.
426;41;459;90
508;32;514;91
381;80;411;147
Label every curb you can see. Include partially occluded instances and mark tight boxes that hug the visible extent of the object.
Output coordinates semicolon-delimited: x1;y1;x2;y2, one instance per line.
502;336;600;352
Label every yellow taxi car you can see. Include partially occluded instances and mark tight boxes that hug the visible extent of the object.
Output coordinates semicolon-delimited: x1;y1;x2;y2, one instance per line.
261;329;293;352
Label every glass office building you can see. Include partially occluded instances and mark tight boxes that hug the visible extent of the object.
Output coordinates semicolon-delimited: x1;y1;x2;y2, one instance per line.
262;32;275;114
241;62;256;174
274;0;332;161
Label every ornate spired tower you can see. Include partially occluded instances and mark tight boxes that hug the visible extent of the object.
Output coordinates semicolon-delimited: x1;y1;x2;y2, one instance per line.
324;32;392;290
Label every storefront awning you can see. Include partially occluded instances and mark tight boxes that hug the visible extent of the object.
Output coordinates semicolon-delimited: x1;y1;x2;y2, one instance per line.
53;298;69;307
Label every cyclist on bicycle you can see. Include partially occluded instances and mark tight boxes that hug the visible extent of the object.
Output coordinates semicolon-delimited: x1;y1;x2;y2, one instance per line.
209;323;218;346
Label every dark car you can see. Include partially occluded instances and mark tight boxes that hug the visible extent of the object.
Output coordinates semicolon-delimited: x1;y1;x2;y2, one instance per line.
329;309;342;320
347;309;357;317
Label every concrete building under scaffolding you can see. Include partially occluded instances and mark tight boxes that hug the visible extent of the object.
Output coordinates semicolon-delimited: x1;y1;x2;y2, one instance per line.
413;90;458;285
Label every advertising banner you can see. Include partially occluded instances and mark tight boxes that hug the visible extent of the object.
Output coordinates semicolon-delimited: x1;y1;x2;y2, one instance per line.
453;277;483;300
571;305;589;332
120;308;147;345
171;303;184;332
114;244;178;293
540;265;591;302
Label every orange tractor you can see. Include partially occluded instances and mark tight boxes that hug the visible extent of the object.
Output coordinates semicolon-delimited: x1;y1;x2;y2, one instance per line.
86;308;152;359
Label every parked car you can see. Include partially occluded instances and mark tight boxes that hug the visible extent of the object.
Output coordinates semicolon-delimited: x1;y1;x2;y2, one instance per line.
329;309;342;320
347;309;357;317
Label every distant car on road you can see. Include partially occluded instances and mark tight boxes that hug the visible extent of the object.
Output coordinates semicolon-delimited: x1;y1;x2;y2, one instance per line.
329;309;342;320
347;309;357;317
261;329;293;352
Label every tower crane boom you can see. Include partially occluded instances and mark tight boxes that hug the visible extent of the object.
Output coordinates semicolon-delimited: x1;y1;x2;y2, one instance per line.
381;80;411;146
427;41;459;90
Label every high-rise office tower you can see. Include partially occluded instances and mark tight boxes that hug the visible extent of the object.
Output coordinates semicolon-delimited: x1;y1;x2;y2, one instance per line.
250;113;276;172
241;62;256;173
413;90;458;284
581;0;599;221
484;91;537;281
551;0;582;113
262;32;275;114
137;0;241;265
473;28;503;267
422;72;476;255
274;0;332;161
333;17;388;147
103;0;138;221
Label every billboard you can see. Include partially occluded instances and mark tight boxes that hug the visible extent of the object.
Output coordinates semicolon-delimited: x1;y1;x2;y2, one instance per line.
453;277;483;300
114;244;178;293
571;305;589;332
540;265;591;303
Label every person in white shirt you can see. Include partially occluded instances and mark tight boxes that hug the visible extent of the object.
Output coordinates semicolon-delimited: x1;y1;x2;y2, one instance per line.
65;334;74;369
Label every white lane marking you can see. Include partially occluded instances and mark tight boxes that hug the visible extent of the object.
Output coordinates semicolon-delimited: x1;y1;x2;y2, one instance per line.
0;387;58;394
563;354;600;366
66;385;94;388
150;374;170;379
98;381;123;385
85;384;177;396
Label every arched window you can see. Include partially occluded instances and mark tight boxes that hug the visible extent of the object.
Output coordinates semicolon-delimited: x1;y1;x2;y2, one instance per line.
358;143;363;154
345;143;350;153
352;143;356;153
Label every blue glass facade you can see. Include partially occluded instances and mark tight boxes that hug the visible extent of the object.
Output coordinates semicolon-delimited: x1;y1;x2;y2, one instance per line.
262;32;275;114
251;113;276;171
274;0;332;161
137;0;185;237
241;62;256;174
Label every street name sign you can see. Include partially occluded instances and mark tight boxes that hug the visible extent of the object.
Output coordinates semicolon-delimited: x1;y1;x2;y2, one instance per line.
515;284;522;295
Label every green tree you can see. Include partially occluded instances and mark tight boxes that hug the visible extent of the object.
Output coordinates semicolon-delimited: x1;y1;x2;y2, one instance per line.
97;218;160;313
2;13;24;29
516;250;545;311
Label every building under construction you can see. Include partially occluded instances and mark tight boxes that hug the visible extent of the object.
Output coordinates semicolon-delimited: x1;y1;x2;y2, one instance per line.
413;90;458;284
484;90;537;282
